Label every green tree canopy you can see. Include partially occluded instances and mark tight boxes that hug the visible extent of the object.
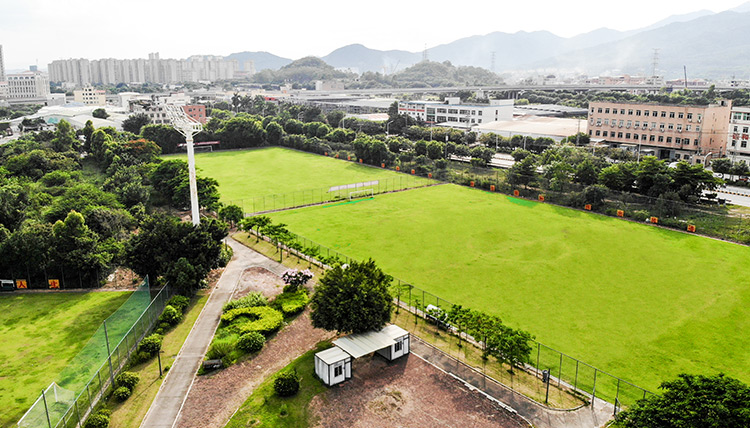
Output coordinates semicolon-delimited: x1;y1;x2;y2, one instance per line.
310;259;392;334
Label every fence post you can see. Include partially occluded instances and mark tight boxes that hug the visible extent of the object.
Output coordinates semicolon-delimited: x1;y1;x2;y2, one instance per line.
558;353;563;387
97;371;103;399
103;321;115;389
86;384;92;412
574;360;579;392
614;379;621;415
592;368;598;404
536;343;541;377
75;399;82;428
42;388;52;428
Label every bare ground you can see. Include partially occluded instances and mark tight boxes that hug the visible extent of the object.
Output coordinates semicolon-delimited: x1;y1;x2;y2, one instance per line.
175;269;334;428
232;266;284;300
310;355;531;428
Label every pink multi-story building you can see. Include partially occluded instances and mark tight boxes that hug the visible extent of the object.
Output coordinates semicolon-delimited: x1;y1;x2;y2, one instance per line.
587;100;732;164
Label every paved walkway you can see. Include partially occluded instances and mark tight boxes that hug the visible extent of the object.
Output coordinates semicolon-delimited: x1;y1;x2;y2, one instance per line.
140;236;286;428
411;336;615;428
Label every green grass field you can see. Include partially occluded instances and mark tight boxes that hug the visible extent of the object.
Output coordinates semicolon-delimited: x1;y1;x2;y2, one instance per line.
164;147;433;206
268;184;750;393
0;291;132;427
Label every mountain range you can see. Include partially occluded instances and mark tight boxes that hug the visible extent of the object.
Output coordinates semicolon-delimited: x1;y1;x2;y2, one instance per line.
225;2;750;79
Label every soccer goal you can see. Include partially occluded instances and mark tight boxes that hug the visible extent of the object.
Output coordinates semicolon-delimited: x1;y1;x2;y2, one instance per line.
349;188;374;200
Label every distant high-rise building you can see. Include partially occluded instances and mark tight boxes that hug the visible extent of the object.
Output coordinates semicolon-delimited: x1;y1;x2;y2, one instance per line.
0;44;6;82
48;53;238;86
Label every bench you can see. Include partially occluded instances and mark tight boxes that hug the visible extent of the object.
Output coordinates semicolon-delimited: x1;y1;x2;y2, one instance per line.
203;359;223;370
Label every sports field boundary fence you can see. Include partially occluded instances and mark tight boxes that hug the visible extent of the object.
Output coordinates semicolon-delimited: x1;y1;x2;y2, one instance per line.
229;174;436;215
244;229;654;414
17;278;174;428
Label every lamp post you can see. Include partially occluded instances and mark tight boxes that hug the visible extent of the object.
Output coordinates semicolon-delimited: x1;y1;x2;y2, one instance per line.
386;120;393;136
165;104;202;226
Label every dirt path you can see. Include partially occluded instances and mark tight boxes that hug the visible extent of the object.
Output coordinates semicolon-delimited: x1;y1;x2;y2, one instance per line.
175;302;333;428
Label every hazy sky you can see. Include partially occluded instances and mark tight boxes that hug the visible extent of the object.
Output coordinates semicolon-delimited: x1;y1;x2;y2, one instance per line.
1;0;747;70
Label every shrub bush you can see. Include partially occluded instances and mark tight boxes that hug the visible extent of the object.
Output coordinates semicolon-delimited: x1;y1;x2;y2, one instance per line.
223;306;284;336
237;331;265;353
270;290;309;316
274;370;300;397
131;351;151;365
113;386;132;402
218;245;233;267
158;305;182;326
138;334;163;356
83;412;110;428
222;292;268;312
115;371;140;391
206;337;237;360
167;295;190;313
281;268;313;293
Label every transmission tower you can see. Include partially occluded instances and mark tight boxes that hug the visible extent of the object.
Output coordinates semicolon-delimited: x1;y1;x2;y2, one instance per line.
651;48;660;77
490;51;496;73
165;104;203;226
423;44;428;62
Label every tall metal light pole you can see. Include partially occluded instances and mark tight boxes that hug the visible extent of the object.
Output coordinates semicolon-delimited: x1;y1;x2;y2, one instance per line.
165;104;203;226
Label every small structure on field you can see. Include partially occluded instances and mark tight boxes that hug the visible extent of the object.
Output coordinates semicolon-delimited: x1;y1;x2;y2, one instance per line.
315;324;410;386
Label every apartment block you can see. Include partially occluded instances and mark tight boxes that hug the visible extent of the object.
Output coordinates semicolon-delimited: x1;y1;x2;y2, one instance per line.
727;107;750;163
587;100;732;164
0;44;5;83
398;98;513;129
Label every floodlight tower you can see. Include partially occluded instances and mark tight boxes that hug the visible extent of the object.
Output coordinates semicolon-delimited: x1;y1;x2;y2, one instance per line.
165;104;203;225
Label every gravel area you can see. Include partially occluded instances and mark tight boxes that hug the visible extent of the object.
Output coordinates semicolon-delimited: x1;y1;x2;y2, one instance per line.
310;355;531;428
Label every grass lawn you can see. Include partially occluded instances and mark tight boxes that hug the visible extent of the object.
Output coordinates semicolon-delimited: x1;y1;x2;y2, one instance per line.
267;184;750;397
224;342;329;428
107;291;210;428
0;291;132;427
164;147;433;206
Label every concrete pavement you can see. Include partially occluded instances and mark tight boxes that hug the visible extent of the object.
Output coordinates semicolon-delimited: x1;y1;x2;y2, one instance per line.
140;236;286;428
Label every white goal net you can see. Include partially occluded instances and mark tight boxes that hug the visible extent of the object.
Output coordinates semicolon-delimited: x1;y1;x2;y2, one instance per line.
349;189;374;200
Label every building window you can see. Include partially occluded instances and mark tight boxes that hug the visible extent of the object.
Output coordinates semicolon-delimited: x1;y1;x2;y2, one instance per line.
667;137;672;143
619;120;624;127
732;140;737;147
618;132;623;138
603;131;608;137
636;110;641;116
627;121;632;127
395;341;403;352
659;123;665;131
743;141;748;148
620;109;625;114
605;108;610;114
696;126;701;132
334;365;343;377
677;124;682;132
669;112;675;118
687;113;693;120
478;111;482;115
678;112;684;119
644;110;650;116
661;111;667;117
596;130;601;136
598;108;603;113
642;134;647;140
626;133;631;139
675;138;681;144
650;135;655;142
635;121;640;127
694;139;699;145
668;123;674;130
448;109;458;114
686;125;692;131
437;108;446;113
658;136;664;142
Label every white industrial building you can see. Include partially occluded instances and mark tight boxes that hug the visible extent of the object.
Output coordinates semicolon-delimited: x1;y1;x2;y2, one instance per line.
398;97;514;129
6;70;50;102
315;324;410;387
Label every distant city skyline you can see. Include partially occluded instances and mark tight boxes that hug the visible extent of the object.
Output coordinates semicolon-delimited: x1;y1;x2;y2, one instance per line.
1;0;748;71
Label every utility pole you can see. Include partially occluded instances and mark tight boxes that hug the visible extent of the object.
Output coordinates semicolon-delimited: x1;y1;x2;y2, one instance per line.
651;48;660;77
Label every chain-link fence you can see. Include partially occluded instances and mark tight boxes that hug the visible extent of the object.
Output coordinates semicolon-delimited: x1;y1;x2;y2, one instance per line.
18;278;173;428
388;280;653;412
229;174;435;215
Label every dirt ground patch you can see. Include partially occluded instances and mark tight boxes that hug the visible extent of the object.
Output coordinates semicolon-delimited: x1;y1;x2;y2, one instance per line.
310;355;531;428
232;266;283;300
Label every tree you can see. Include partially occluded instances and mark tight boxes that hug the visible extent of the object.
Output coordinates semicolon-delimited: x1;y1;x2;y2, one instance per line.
574;158;599;185
615;373;750;428
240;215;271;242
310;259;392;334
731;160;749;177
326;110;346;127
51;120;78;152
122;113;151;135
92;108;109;119
82;120;95;152
598;165;625;191
218;204;243;227
711;158;732;178
265;121;284;145
636;156;671;196
426;141;445;160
